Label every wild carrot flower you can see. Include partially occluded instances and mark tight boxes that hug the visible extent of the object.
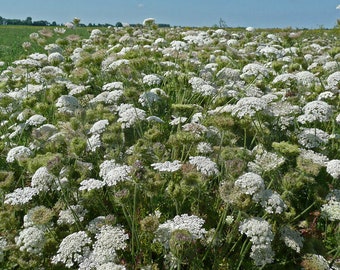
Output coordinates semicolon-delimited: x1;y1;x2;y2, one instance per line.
280;226;304;253
297;100;332;124
239;217;274;266
231;97;267;118
15;226;45;254
52;231;92;268
4;187;39;205
234;172;265;197
155;214;206;249
0;237;7;262
6;145;32;163
151;160;182;172
79;178;105;191
298;128;329;149
31;166;57;192
321;190;340;221
189;156;219;176
57;205;88;225
326;159;340;179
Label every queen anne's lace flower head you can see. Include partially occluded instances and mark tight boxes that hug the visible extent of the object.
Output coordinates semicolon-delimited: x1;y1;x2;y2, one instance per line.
15;226;45;254
234;172;265;197
52;231;92;268
89;119;109;135
56;95;79;114
4;187;39;205
280;226;304;253
298;128;329;149
189;156;219;176
231;97;267;118
297;100;332;124
326;159;340;179
239;217;274;266
151;160;182;172
321;190;340;221
79;178;105;191
155;214;206;249
31;166;57;192
25;114;46;127
0;237;7;262
6;145;32;163
117;104;146;129
57;205;88;225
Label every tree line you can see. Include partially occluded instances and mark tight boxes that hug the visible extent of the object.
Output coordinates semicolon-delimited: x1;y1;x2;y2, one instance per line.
0;16;171;28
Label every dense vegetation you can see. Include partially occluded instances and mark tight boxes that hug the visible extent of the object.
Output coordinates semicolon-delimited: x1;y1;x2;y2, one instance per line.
0;24;339;269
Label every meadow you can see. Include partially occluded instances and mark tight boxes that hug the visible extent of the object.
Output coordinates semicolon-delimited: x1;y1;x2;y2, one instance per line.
0;23;339;269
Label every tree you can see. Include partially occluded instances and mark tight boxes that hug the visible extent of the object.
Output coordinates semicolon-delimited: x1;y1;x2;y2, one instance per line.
116;22;123;28
25;17;32;25
219;18;228;28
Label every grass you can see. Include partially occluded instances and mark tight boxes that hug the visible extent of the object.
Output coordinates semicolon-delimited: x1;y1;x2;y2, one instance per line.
0;25;92;66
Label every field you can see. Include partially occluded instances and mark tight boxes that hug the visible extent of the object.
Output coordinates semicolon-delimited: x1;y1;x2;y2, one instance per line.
0;24;339;269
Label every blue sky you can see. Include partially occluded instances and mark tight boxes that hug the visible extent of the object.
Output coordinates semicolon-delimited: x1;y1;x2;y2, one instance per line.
1;0;340;28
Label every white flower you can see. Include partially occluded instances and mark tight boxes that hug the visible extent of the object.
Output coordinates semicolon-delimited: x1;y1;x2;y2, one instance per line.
90;90;124;104
151;160;182;172
52;231;92;268
326;159;340;179
143;18;155;26
15;226;45;254
138;91;160;107
13;58;41;67
155;214;206;248
117;104;146;129
248;150;285;173
57;205;88;225
0;237;7;262
170;40;188;51
295;71;316;86
239;217;274;266
298;128;329;149
326;71;340;91
96;263;126;270
102;165;132;187
255;189;287;214
102;82;124;91
89;119;109;135
79;178;105;191
48;52;64;65
31;166;57;192
231;97;267;118
4;187;39;205
90;29;103;39
99;160;118;178
234;172;265;196
280;226;304;253
6;145;32;163
189;77;217;96
87;134;102;152
142;74;162;86
189;156;219;176
241;63;270;79
297;101;332;124
91;225;129;265
56;95;79;114
321;190;340;221
25;114;46;127
169;116;187;126
197;142;213;154
298;149;329;166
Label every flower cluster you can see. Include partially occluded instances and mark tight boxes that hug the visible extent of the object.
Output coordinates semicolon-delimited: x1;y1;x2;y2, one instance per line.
239;217;274;266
